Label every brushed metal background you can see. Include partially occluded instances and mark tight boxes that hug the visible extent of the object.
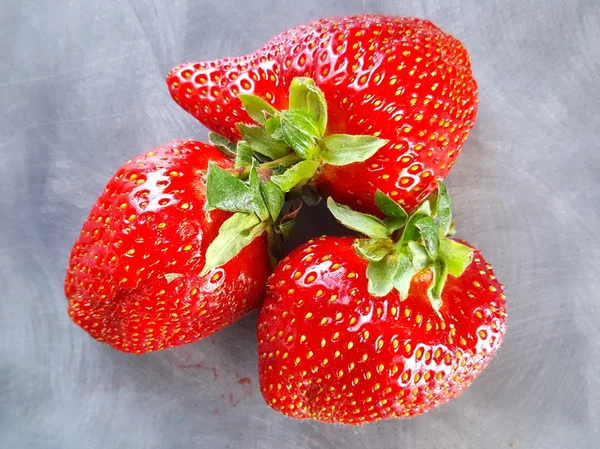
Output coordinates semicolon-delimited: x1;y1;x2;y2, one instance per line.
1;1;599;448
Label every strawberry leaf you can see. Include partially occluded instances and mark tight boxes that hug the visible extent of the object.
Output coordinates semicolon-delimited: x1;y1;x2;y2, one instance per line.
235;141;254;168
249;164;270;221
415;216;440;259
260;181;285;222
201;212;265;275
271;160;320;192
327;197;390;239
206;164;254;214
400;211;428;245
289;77;328;136
416;199;433;216
319;134;388;166
433;182;452;236
239;94;278;126
238;123;289;160
375;190;408;231
208;132;237;158
439;238;473;277
354;238;395;262
427;261;447;318
376;190;408;220
392;253;418;300
407;241;430;270
279;109;321;160
265;116;283;140
366;254;399;297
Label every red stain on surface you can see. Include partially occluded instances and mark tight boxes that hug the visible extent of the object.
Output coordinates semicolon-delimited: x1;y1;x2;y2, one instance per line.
174;363;255;410
177;363;206;370
226;375;253;407
177;362;220;380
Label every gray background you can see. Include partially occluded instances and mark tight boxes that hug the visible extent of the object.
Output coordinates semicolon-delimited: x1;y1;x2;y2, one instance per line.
1;0;599;448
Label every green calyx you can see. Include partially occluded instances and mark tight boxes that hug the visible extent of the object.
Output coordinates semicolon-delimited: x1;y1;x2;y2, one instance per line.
234;76;388;192
202;76;389;274
200;161;285;275
327;184;473;317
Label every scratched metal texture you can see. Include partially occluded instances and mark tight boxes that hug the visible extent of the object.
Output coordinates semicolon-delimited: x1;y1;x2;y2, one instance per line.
1;0;599;448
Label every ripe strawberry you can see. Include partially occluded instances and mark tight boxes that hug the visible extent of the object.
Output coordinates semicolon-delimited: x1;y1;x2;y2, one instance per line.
64;140;271;353
167;15;478;214
257;185;506;424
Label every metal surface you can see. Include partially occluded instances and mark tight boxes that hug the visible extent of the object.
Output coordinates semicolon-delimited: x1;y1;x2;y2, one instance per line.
1;1;598;448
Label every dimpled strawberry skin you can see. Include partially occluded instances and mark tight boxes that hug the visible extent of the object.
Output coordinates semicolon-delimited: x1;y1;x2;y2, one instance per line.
167;15;478;214
257;237;506;424
65;140;270;353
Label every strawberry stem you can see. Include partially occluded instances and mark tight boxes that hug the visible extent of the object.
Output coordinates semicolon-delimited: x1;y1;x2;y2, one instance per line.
237;153;303;180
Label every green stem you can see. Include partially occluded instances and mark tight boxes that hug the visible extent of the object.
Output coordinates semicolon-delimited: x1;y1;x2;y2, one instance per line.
394;216;416;253
238;153;303;179
261;152;303;170
265;225;280;268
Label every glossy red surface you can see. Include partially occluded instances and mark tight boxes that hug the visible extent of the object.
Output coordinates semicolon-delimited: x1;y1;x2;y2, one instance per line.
65;140;270;353
167;15;478;214
257;236;506;424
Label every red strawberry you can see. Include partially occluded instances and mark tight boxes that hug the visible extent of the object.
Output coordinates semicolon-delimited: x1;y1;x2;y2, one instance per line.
64;140;270;353
257;186;506;424
167;15;478;214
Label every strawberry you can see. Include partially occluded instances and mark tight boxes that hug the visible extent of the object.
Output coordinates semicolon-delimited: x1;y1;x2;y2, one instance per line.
257;184;506;424
64;140;272;353
167;15;478;214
